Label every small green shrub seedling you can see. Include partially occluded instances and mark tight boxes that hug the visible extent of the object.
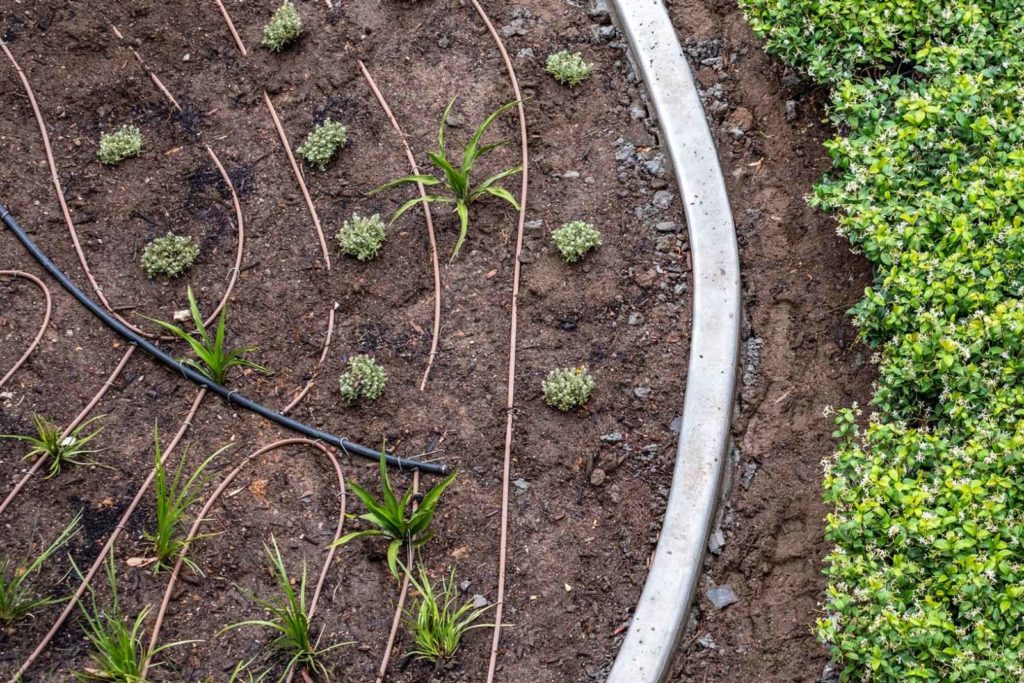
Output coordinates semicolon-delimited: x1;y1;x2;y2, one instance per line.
222;537;349;682
542;367;595;411
0;513;80;624
262;1;302;52
336;214;387;261
545;51;593;86
551;220;602;263
147;286;271;385
330;453;458;577
369;97;522;260
338;354;388;402
297;119;347;170
1;414;105;479
404;565;492;664
97;124;143;165
141;232;199;278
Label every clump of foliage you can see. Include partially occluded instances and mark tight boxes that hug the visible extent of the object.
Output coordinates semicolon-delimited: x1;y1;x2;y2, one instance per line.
744;1;1024;680
222;537;348;682
369;97;522;260
404;565;492;663
0;513;80;625
542;367;594;411
297;119;347;171
1;414;105;479
551;220;601;263
262;1;302;53
97;124;143;165
141;233;199;278
336;214;387;261
545;50;593;86
330;453;458;577
148;286;271;385
338;354;387;402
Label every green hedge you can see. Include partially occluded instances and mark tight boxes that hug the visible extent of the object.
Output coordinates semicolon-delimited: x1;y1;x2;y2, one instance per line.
741;1;1024;679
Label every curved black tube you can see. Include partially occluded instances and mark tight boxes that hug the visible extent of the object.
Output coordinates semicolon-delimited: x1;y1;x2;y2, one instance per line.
1;203;447;475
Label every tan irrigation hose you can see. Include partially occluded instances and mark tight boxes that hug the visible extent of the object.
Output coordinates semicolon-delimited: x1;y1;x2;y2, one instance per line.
357;60;443;392
8;388;206;682
0;346;136;517
465;2;529;680
281;303;337;415
0;270;52;389
142;438;346;682
212;0;247;55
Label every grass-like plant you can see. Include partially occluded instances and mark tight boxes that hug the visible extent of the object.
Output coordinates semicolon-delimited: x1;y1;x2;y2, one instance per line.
0;513;80;625
338;354;388;402
297;119;347;171
404;565;492;664
97;124;143;165
73;553;192;681
368;97;522;260
330;453;457;577
144;426;227;573
551;220;602;263
147;286;271;385
542;367;595;411
221;537;348;682
336;214;387;262
1;414;105;479
262;1;302;52
141;233;199;279
545;51;593;86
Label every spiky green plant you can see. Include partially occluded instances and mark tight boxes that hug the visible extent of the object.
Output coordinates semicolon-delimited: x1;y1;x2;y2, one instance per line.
1;414;105;479
552;220;602;263
221;537;349;683
0;513;80;625
542;367;595;411
329;453;457;576
404;565;492;663
73;553;193;681
545;51;593;86
144;425;227;573
97;125;143;165
141;233;199;278
297;119;347;171
147;286;271;385
336;214;387;262
338;354;388;402
368;97;522;260
262;1;302;52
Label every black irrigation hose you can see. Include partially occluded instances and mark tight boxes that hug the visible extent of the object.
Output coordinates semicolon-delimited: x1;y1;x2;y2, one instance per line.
0;203;448;475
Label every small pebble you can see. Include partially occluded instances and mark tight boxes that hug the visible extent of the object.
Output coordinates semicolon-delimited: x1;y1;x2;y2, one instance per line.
600;432;624;443
513;478;530;491
653;190;673;209
633;386;652;398
706;584;739;609
656;221;679;232
590;468;607;486
472;594;489;609
628;312;644;326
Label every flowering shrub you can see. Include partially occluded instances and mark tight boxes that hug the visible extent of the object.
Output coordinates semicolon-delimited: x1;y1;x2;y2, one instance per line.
141;233;199;278
745;2;1024;680
545;51;593;86
262;1;302;53
297;119;347;171
551;221;601;263
336;213;386;261
97;125;142;165
542;367;594;411
339;355;387;403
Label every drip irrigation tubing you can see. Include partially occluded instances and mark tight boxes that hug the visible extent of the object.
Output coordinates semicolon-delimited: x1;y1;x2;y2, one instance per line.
0;204;448;475
0;270;51;389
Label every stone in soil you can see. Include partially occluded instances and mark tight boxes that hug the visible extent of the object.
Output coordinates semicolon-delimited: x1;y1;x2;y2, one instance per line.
706;584;739;609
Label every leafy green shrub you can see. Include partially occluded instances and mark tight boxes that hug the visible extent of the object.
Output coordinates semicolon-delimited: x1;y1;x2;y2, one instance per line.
97;125;142;165
545;51;593;86
336;214;387;261
542;367;594;411
404;565;492;663
297;119;347;171
338;355;387;402
262;1;302;52
551;220;601;263
141;233;199;278
1;414;104;479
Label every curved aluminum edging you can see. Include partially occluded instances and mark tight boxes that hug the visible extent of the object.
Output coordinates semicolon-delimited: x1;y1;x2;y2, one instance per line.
606;1;741;681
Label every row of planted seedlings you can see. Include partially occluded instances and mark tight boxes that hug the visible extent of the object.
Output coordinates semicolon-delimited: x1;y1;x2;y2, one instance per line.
1;8;609;680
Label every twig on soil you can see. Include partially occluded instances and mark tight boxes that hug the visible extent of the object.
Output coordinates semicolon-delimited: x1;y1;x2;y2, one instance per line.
281;303;338;415
0;271;52;390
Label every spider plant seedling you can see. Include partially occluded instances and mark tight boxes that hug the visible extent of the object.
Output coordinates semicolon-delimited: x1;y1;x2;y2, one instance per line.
368;97;522;260
147;286;271;385
404;564;493;664
0;513;80;625
1;414;105;479
144;425;229;573
329;452;457;577
221;537;350;682
73;553;194;681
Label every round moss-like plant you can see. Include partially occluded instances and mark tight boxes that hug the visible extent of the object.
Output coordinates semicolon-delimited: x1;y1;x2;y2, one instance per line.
339;355;388;403
141;233;199;278
336;213;387;262
97;124;143;165
297;119;347;171
545;51;593;86
262;1;302;53
542;367;595;411
552;221;602;263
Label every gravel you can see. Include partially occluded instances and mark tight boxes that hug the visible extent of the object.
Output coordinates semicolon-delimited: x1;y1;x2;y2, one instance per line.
706;584;739;609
